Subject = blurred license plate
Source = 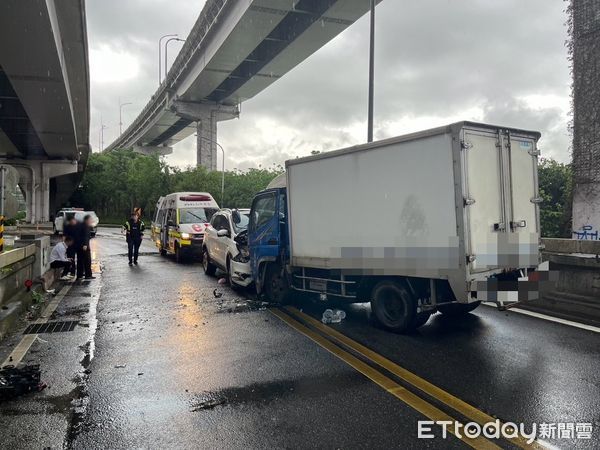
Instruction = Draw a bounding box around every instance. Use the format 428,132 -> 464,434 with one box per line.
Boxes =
309,279 -> 327,291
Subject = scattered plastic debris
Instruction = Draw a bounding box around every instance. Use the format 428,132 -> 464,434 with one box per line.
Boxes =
114,364 -> 126,369
0,364 -> 46,401
321,308 -> 346,324
213,289 -> 223,298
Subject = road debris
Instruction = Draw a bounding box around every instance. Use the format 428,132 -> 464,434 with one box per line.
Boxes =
0,364 -> 46,401
321,309 -> 346,324
190,392 -> 227,412
213,289 -> 223,298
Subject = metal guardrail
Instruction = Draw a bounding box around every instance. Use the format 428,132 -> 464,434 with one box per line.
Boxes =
106,0 -> 230,151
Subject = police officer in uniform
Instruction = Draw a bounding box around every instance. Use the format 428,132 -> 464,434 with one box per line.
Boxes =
124,212 -> 145,265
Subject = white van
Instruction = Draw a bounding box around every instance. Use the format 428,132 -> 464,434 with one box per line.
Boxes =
54,209 -> 100,237
151,192 -> 219,261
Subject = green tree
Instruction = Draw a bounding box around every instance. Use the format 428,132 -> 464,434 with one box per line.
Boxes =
71,150 -> 282,223
538,158 -> 572,238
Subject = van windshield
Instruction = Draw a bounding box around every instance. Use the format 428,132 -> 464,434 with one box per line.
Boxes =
179,208 -> 217,224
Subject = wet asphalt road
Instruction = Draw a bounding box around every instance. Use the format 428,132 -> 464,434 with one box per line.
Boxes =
1,227 -> 599,449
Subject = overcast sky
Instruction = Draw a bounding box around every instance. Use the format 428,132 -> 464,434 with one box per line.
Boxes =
87,0 -> 571,170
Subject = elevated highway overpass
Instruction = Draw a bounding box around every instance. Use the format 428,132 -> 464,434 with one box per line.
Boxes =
0,0 -> 90,222
107,0 -> 380,169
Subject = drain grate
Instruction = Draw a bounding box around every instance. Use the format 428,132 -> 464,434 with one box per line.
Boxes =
23,321 -> 79,335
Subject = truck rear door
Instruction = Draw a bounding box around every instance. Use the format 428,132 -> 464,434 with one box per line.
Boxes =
462,126 -> 540,274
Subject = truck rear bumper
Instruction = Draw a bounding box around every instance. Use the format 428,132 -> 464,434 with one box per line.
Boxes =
470,262 -> 556,308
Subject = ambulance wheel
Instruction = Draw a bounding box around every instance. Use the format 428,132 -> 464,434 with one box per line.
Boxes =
370,280 -> 417,333
174,243 -> 182,263
264,264 -> 289,304
437,301 -> 481,316
159,246 -> 167,256
202,247 -> 216,276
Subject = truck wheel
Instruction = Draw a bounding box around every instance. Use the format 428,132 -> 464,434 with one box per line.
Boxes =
437,301 -> 481,316
202,247 -> 216,276
414,311 -> 432,328
264,264 -> 289,304
370,280 -> 417,333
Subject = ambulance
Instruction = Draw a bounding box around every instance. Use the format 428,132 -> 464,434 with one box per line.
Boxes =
151,192 -> 219,261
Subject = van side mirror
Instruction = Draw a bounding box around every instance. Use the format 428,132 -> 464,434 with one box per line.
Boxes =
217,229 -> 230,238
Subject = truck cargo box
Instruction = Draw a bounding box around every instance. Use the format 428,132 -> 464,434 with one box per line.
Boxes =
285,121 -> 541,301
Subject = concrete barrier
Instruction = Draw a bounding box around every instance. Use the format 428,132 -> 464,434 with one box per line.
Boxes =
0,245 -> 36,340
520,238 -> 600,326
14,236 -> 51,279
542,238 -> 600,255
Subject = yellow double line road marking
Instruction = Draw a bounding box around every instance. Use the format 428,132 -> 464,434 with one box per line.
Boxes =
271,308 -> 499,449
273,306 -> 546,450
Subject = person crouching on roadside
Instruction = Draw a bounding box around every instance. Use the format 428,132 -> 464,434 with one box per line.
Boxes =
50,236 -> 75,280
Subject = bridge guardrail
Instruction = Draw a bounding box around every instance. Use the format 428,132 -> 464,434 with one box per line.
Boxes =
108,0 -> 229,150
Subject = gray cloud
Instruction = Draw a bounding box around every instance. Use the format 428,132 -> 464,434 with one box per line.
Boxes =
87,0 -> 571,169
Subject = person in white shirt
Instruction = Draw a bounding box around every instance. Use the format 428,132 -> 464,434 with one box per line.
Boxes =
49,237 -> 74,279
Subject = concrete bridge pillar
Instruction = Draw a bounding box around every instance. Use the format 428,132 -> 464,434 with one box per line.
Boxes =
196,111 -> 218,171
171,100 -> 239,171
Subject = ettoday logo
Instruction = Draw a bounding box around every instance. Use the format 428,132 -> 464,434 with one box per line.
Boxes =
418,420 -> 593,443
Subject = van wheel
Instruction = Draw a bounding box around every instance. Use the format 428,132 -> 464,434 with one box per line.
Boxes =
174,243 -> 182,263
264,264 -> 289,304
370,280 -> 417,333
437,301 -> 481,316
202,247 -> 216,276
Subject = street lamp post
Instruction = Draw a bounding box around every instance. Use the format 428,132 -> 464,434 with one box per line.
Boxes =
196,134 -> 225,206
367,0 -> 375,143
119,100 -> 132,135
158,34 -> 178,85
164,37 -> 186,81
99,115 -> 108,151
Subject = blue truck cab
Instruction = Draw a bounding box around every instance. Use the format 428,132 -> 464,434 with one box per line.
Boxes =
247,187 -> 290,302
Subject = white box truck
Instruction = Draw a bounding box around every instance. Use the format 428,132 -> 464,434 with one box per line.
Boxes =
246,122 -> 543,332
